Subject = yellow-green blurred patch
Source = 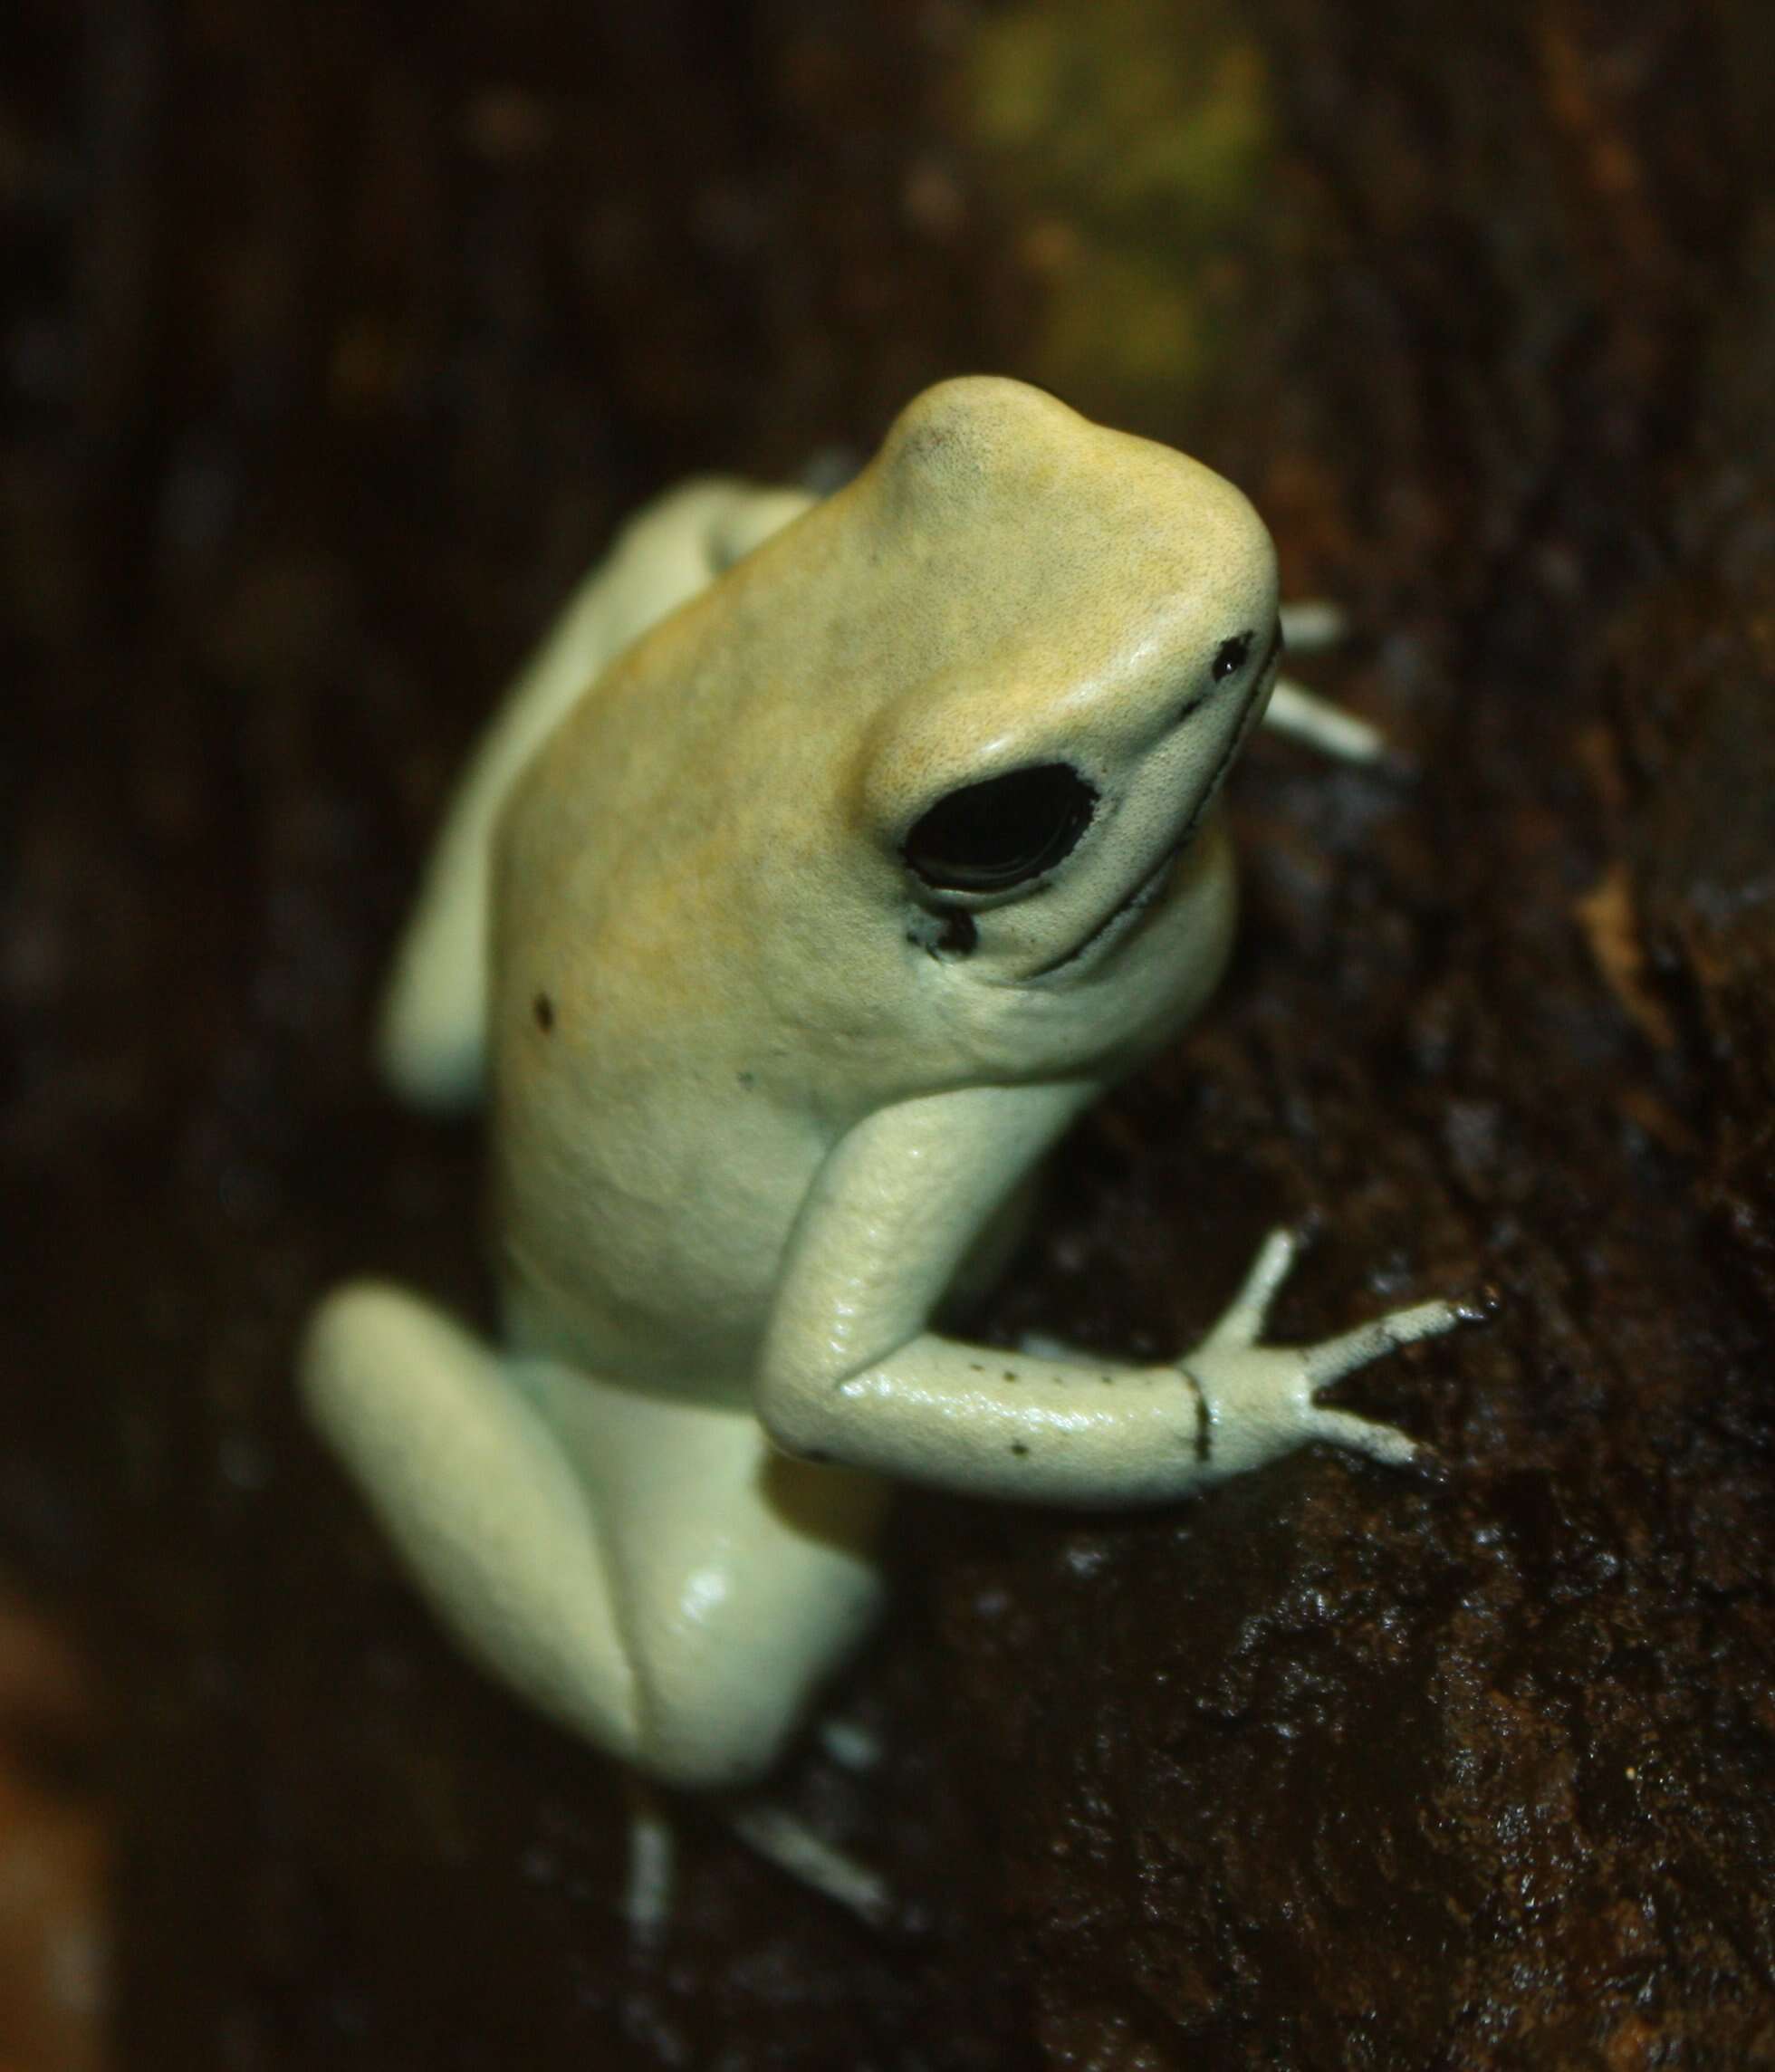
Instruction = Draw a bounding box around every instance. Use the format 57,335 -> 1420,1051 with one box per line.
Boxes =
964,0 -> 1274,424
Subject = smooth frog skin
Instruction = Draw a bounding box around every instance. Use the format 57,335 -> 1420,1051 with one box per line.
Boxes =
302,378 -> 1466,1792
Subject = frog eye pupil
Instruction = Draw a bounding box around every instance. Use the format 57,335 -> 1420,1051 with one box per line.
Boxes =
1213,631 -> 1254,681
904,763 -> 1097,893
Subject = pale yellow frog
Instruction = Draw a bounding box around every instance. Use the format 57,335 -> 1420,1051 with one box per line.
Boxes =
302,378 -> 1465,1858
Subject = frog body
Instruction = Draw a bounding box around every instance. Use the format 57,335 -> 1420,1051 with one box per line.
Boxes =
487,385 -> 1255,1389
302,378 -> 1466,1802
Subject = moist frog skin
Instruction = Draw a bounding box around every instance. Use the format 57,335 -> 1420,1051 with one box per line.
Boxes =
301,377 -> 1469,1808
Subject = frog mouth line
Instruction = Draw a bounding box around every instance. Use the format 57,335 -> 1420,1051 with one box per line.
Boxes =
1029,627 -> 1282,982
1027,833 -> 1185,978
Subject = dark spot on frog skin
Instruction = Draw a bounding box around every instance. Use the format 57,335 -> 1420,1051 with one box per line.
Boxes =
737,1070 -> 756,1090
1003,1369 -> 1020,1382
1010,1441 -> 1030,1457
532,993 -> 555,1032
802,1447 -> 834,1465
936,908 -> 977,957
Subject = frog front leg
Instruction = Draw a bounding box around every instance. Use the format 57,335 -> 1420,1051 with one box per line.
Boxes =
759,1086 -> 1472,1503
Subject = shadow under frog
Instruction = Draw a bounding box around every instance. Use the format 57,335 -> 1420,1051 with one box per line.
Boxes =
300,377 -> 1473,1921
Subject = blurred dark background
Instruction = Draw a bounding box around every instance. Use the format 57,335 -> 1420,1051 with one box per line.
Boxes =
5,1 -> 1774,2065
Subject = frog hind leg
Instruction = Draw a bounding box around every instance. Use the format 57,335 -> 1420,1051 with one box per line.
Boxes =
512,1359 -> 891,1794
300,1281 -> 645,1754
301,1283 -> 889,1796
513,1367 -> 894,1923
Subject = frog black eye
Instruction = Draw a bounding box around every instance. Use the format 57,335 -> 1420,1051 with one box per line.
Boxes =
903,763 -> 1097,893
1213,630 -> 1255,680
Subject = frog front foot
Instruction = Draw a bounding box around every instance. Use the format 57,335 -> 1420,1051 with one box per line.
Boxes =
1178,1228 -> 1481,1482
1267,600 -> 1387,763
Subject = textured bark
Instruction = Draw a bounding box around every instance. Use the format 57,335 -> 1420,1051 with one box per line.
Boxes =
5,0 -> 1773,2065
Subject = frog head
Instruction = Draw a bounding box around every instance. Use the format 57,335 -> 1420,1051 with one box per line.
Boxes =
840,378 -> 1281,1078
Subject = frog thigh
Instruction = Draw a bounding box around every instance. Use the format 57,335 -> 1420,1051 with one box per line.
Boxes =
301,1281 -> 643,1755
513,1364 -> 891,1790
379,478 -> 816,1114
304,1284 -> 882,1789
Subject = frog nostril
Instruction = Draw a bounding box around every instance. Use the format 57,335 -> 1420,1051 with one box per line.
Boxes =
1213,631 -> 1254,680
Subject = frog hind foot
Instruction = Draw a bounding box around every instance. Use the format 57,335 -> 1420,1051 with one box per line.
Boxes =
726,1799 -> 893,1928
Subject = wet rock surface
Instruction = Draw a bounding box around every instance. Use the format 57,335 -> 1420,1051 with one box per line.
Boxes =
5,0 -> 1772,2063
